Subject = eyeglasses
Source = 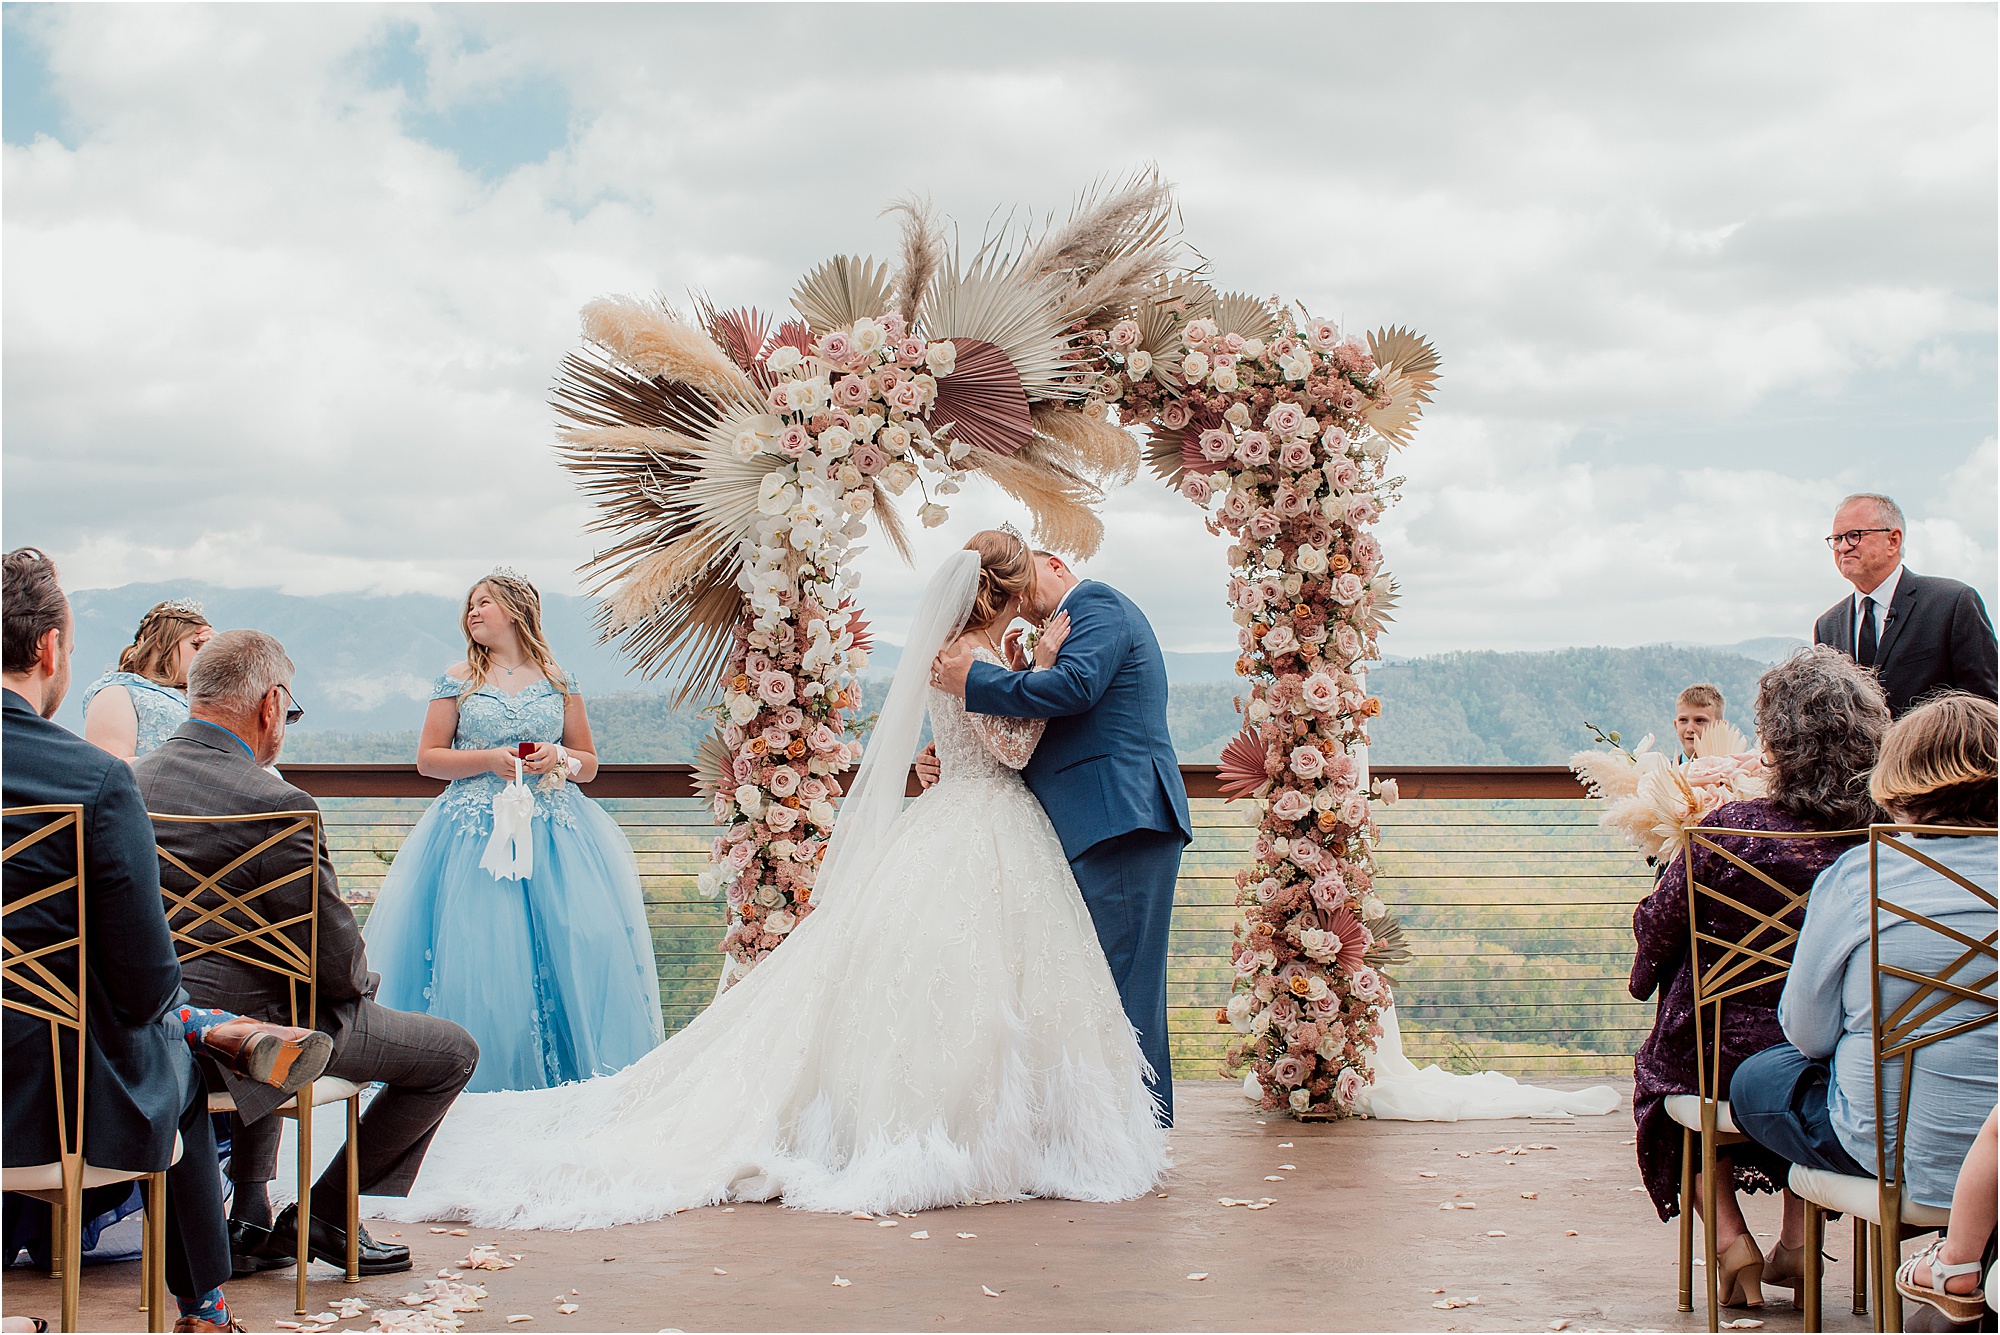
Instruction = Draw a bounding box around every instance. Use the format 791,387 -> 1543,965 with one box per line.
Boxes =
1825,528 -> 1894,550
275,683 -> 304,726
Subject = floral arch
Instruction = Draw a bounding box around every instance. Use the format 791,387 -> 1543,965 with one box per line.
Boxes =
553,175 -> 1439,1118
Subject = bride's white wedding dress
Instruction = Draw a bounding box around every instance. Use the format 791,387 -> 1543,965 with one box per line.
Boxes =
372,631 -> 1166,1229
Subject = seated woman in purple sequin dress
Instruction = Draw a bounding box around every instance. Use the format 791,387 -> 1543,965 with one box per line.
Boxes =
1629,647 -> 1889,1308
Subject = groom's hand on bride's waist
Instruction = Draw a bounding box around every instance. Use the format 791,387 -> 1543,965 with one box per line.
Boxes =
930,644 -> 975,696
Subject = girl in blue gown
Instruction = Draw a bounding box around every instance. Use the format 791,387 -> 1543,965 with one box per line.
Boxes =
363,570 -> 663,1092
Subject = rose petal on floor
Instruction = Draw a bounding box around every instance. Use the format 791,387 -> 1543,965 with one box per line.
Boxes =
1565,1230 -> 1579,1236
832,1276 -> 851,1288
956,1233 -> 976,1239
1486,1230 -> 1506,1237
849,1212 -> 872,1220
1278,1142 -> 1293,1148
505,1318 -> 532,1325
982,1286 -> 1002,1297
1264,1175 -> 1285,1181
1419,1171 -> 1438,1178
1186,1273 -> 1208,1281
1720,1320 -> 1765,1329
712,1269 -> 727,1276
910,1230 -> 929,1239
1522,1192 -> 1538,1199
1549,1320 -> 1571,1330
1278,1164 -> 1297,1170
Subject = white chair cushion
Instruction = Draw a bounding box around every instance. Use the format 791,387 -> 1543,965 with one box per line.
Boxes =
2,1133 -> 184,1194
1788,1164 -> 1951,1228
208,1076 -> 361,1114
1664,1094 -> 1739,1134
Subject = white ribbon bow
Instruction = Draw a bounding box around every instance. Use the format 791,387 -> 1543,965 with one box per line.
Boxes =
480,757 -> 536,881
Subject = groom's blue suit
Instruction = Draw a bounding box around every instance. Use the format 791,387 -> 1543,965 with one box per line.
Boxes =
964,580 -> 1192,1125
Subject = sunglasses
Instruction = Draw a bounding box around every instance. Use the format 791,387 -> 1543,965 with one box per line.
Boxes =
275,683 -> 304,726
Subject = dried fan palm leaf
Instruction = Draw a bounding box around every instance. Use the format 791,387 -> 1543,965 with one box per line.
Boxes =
1134,276 -> 1213,385
925,252 -> 1071,401
771,319 -> 814,356
1217,729 -> 1273,800
839,600 -> 874,656
697,301 -> 776,382
579,296 -> 756,400
1690,719 -> 1752,759
1360,577 -> 1400,641
691,730 -> 734,805
792,255 -> 896,335
1030,405 -> 1139,487
965,442 -> 1106,559
1362,914 -> 1414,975
552,350 -> 723,437
1327,908 -> 1371,974
1360,326 -> 1441,450
1212,291 -> 1282,343
885,197 -> 942,332
1142,424 -> 1191,485
927,338 -> 1033,457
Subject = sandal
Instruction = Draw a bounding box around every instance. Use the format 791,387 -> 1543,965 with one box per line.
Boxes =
1896,1238 -> 1987,1324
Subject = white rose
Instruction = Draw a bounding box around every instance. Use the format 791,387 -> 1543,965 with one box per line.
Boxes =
1248,698 -> 1272,724
841,489 -> 872,516
877,423 -> 911,455
1321,492 -> 1351,521
726,694 -> 759,725
733,784 -> 763,818
817,426 -> 854,458
1211,365 -> 1239,392
880,460 -> 918,495
1362,893 -> 1386,922
850,317 -> 886,356
1241,337 -> 1266,361
764,804 -> 799,832
918,502 -> 949,528
1288,1088 -> 1311,1112
924,340 -> 958,376
1296,544 -> 1328,574
1181,350 -> 1210,381
1224,402 -> 1252,428
765,345 -> 803,375
809,800 -> 837,830
834,463 -> 862,489
1126,349 -> 1152,377
1225,993 -> 1256,1033
766,909 -> 797,935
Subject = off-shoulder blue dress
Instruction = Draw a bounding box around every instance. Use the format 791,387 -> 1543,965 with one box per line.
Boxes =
362,673 -> 663,1092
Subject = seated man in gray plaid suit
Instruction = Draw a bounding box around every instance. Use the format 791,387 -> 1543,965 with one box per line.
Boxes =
134,630 -> 479,1279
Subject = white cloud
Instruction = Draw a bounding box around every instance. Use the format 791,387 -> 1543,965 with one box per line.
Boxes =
4,3 -> 1993,667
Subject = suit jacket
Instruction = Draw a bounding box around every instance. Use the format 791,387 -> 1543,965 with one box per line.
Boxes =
133,719 -> 373,1124
964,581 -> 1193,860
1812,570 -> 1999,716
2,689 -> 191,1172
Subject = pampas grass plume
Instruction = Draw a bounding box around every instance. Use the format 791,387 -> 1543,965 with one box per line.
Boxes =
581,296 -> 753,400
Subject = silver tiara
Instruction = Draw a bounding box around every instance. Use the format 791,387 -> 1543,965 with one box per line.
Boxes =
154,598 -> 205,618
997,521 -> 1025,543
486,565 -> 526,583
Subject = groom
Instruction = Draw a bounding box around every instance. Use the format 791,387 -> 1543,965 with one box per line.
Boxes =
930,542 -> 1192,1125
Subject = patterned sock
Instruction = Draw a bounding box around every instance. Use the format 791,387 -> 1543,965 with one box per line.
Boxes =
176,1005 -> 239,1051
177,1287 -> 229,1326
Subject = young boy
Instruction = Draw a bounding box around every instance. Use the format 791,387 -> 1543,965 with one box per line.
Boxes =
1673,684 -> 1725,761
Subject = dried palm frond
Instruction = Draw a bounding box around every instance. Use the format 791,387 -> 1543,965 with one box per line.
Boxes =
924,248 -> 1071,401
927,338 -> 1033,456
1362,913 -> 1414,976
1217,729 -> 1273,800
579,295 -> 756,400
1212,291 -> 1281,342
792,255 -> 896,335
1031,405 -> 1139,487
964,441 -> 1106,559
1328,907 -> 1371,974
885,197 -> 942,332
1690,719 -> 1753,759
1142,424 -> 1191,485
691,730 -> 734,806
1360,326 -> 1441,450
695,300 -> 776,381
1360,577 -> 1400,641
1025,168 -> 1181,333
552,349 -> 724,437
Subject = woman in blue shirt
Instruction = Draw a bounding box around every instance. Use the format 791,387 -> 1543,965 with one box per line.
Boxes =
1732,693 -> 1997,1304
82,599 -> 213,759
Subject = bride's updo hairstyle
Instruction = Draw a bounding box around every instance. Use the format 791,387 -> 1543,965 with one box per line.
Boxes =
964,529 -> 1033,630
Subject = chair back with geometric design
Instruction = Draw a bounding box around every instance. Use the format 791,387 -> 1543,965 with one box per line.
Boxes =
1682,825 -> 1869,1103
1865,823 -> 1998,1229
2,804 -> 90,1169
150,809 -> 323,1031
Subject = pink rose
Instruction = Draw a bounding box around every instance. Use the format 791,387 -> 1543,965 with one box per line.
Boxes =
1333,624 -> 1362,661
1348,497 -> 1380,525
1271,1055 -> 1308,1087
1279,440 -> 1314,471
1262,624 -> 1299,656
766,766 -> 800,797
1332,573 -> 1365,605
1335,1068 -> 1364,1106
758,672 -> 796,707
851,443 -> 888,476
1238,626 -> 1257,652
1300,673 -> 1339,712
1221,331 -> 1246,354
896,337 -> 927,365
818,331 -> 856,366
745,651 -> 772,675
1179,473 -> 1213,504
761,724 -> 791,751
1265,403 -> 1306,437
1289,839 -> 1322,872
1274,487 -> 1311,519
1325,750 -> 1359,789
1307,319 -> 1339,351
1321,426 -> 1350,454
1198,428 -> 1234,462
1310,872 -> 1349,914
1161,401 -> 1192,429
1109,319 -> 1141,350
1350,967 -> 1386,1002
765,382 -> 793,412
776,705 -> 805,732
1219,490 -> 1254,523
1338,791 -> 1371,827
1236,582 -> 1266,612
1233,948 -> 1260,978
778,424 -> 811,458
1289,745 -> 1327,780
1248,510 -> 1282,539
1250,833 -> 1274,862
1328,459 -> 1361,490
881,314 -> 906,340
1351,533 -> 1382,572
1270,789 -> 1312,822
764,804 -> 799,833
833,374 -> 871,408
888,381 -> 923,412
726,840 -> 757,871
1236,431 -> 1271,465
711,791 -> 732,823
808,723 -> 843,754
800,777 -> 827,803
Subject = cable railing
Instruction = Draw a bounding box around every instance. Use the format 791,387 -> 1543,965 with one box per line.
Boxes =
281,763 -> 1651,1078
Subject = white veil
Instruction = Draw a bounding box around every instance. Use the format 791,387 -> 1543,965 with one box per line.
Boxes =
809,549 -> 981,913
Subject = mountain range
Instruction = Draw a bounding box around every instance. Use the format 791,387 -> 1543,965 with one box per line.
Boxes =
59,582 -> 1805,766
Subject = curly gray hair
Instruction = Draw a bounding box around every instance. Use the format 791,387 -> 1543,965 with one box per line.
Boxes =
1754,644 -> 1891,829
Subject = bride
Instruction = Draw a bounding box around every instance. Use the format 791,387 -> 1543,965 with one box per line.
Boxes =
372,546 -> 1167,1229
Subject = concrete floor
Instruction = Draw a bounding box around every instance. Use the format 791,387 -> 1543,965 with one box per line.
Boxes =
5,1080 -> 1885,1333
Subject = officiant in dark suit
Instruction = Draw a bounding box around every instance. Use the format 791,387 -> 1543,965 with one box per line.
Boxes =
1811,493 -> 1997,716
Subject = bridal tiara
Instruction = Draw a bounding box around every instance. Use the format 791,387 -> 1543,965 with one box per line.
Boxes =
151,597 -> 205,619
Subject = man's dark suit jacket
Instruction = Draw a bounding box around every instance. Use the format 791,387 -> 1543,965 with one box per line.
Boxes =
2,689 -> 191,1173
1812,570 -> 1999,716
133,719 -> 372,1124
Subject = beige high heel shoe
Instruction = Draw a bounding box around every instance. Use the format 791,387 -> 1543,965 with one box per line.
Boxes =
1763,1240 -> 1811,1308
1717,1234 -> 1767,1308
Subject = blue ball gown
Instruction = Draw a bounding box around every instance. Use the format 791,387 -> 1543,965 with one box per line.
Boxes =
363,673 -> 664,1092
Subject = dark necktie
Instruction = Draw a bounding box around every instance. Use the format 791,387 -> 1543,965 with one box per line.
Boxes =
1857,596 -> 1878,667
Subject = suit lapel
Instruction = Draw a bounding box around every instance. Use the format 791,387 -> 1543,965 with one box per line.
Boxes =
1875,572 -> 1920,667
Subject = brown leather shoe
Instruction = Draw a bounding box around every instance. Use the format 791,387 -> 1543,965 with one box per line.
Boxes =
200,1018 -> 333,1097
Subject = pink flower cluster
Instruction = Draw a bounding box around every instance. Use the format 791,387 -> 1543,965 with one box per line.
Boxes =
1112,306 -> 1406,1119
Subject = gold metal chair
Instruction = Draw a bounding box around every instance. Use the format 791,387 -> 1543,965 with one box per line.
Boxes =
151,808 -> 362,1316
3,803 -> 174,1333
1665,824 -> 1869,1332
1791,824 -> 1997,1333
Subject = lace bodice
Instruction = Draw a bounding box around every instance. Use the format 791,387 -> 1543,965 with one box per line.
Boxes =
430,672 -> 582,835
930,647 -> 1044,783
80,671 -> 189,757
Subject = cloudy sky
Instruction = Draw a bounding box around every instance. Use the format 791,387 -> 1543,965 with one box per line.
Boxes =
5,2 -> 1994,660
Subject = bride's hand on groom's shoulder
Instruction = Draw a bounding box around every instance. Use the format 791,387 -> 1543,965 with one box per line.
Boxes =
1003,626 -> 1028,670
1032,612 -> 1070,669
